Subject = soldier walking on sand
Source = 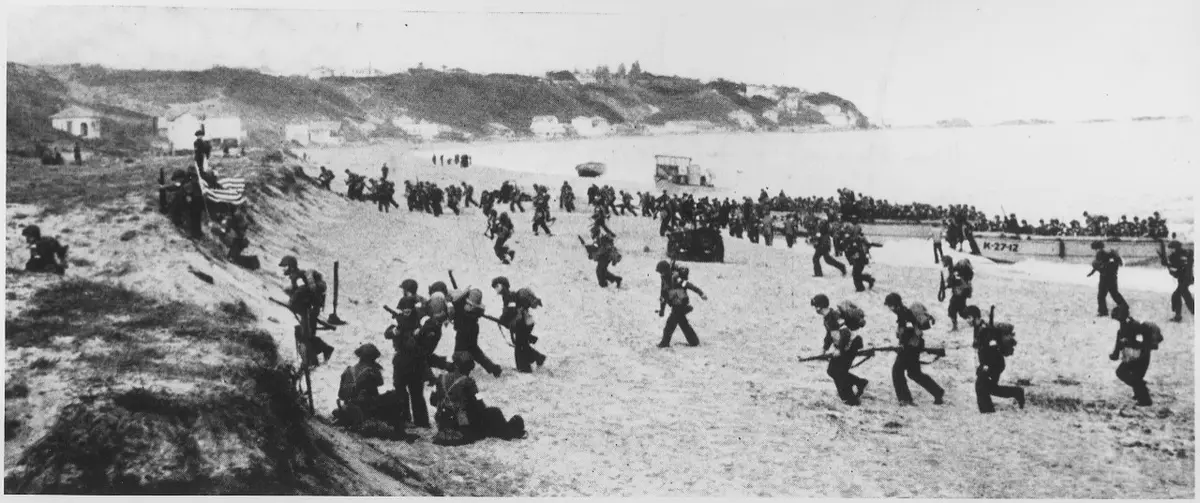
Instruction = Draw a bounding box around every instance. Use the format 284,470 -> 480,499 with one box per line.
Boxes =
1108,305 -> 1161,406
491,212 -> 516,264
1089,241 -> 1127,316
462,182 -> 478,208
1163,240 -> 1194,322
811,219 -> 847,277
656,261 -> 708,348
963,306 -> 1024,413
492,277 -> 546,373
885,293 -> 944,406
812,294 -> 869,406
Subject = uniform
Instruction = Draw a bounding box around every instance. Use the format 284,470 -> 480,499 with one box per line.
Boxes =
1110,309 -> 1158,406
658,263 -> 705,347
811,220 -> 847,277
1165,243 -> 1194,321
592,237 -> 623,288
1092,245 -> 1127,316
888,301 -> 944,405
973,324 -> 1023,413
843,234 -> 876,292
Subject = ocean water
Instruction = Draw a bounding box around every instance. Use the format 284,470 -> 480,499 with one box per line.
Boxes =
416,120 -> 1196,239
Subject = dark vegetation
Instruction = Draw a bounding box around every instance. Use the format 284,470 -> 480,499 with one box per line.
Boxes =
2,277 -> 357,494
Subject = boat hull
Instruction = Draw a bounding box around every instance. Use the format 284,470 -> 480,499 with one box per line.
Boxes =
576,162 -> 606,178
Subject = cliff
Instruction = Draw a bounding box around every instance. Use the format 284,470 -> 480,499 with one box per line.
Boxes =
7,63 -> 871,150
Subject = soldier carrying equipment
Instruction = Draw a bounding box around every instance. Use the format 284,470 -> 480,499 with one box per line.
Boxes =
21,225 -> 69,275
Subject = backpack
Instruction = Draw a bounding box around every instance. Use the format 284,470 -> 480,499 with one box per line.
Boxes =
337,365 -> 359,402
954,258 -> 975,283
435,374 -> 472,427
515,288 -> 542,309
306,270 -> 328,296
837,301 -> 866,331
910,302 -> 936,331
993,322 -> 1017,356
1142,322 -> 1163,350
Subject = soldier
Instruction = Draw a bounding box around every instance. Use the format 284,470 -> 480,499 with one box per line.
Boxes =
559,181 -> 575,213
279,256 -> 335,366
1089,241 -> 1127,316
656,261 -> 708,348
1164,240 -> 1194,322
333,343 -> 389,429
21,225 -> 69,275
812,294 -> 869,406
963,306 -> 1024,413
782,214 -> 799,248
532,190 -> 554,236
386,280 -> 430,427
590,206 -> 616,241
491,212 -> 516,264
620,190 -> 636,216
429,184 -> 445,216
884,293 -> 945,406
1108,305 -> 1160,406
843,228 -> 877,292
446,184 -> 462,215
811,219 -> 847,277
590,234 -> 623,288
492,277 -> 546,373
942,256 -> 974,331
430,352 -> 527,446
214,205 -> 250,261
450,287 -> 503,377
193,129 -> 212,174
462,182 -> 478,208
317,166 -> 335,190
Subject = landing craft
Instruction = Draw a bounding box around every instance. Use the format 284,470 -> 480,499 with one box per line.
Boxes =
654,155 -> 715,189
575,162 -> 606,178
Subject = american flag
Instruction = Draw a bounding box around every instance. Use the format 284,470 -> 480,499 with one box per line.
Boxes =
195,164 -> 248,205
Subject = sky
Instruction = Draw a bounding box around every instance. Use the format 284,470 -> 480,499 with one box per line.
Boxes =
6,0 -> 1199,126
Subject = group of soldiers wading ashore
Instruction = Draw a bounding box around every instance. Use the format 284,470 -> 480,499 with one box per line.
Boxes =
16,153 -> 1192,448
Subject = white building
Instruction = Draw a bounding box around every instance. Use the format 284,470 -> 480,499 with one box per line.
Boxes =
570,116 -> 612,137
530,115 -> 565,137
727,110 -> 757,129
762,110 -> 780,123
50,106 -> 103,139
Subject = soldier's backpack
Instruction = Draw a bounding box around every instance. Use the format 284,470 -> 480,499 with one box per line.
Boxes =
993,322 -> 1017,356
337,365 -> 359,402
909,302 -> 936,331
1142,321 -> 1164,350
954,258 -> 975,283
837,301 -> 867,331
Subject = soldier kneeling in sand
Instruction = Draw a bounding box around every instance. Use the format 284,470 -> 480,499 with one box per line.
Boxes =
431,352 -> 527,446
333,343 -> 403,430
21,225 -> 69,275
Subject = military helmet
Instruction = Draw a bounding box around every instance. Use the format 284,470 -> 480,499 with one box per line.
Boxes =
428,281 -> 448,296
354,343 -> 381,361
810,294 -> 830,309
1111,304 -> 1130,321
1091,240 -> 1105,251
884,292 -> 903,308
655,260 -> 672,274
1168,240 -> 1183,250
962,305 -> 982,320
278,255 -> 298,269
675,266 -> 690,280
21,225 -> 41,239
491,276 -> 510,291
400,279 -> 419,294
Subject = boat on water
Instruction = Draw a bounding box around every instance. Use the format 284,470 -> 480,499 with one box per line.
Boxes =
768,215 -> 1191,266
575,162 -> 606,178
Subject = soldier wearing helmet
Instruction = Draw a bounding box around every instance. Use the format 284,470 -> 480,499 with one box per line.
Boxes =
656,262 -> 708,348
962,306 -> 1024,413
21,225 -> 69,275
884,293 -> 944,406
811,294 -> 868,406
1089,241 -> 1127,317
451,287 -> 502,378
491,276 -> 546,373
1164,240 -> 1194,322
279,255 -> 335,365
1108,305 -> 1159,406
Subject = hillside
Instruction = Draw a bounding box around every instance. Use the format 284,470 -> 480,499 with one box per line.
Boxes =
7,63 -> 870,150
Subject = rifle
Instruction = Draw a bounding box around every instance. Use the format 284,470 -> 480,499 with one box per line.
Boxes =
448,270 -> 459,290
938,272 -> 947,302
578,235 -> 598,259
797,345 -> 948,368
270,298 -> 337,330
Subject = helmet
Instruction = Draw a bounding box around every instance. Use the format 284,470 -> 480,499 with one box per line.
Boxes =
810,294 -> 830,309
400,279 -> 419,294
21,225 -> 41,239
428,281 -> 448,296
1091,241 -> 1105,251
962,305 -> 982,319
491,276 -> 510,291
884,292 -> 903,308
354,343 -> 381,361
278,255 -> 298,269
675,266 -> 690,280
656,260 -> 671,274
1111,304 -> 1130,321
1168,240 -> 1183,250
